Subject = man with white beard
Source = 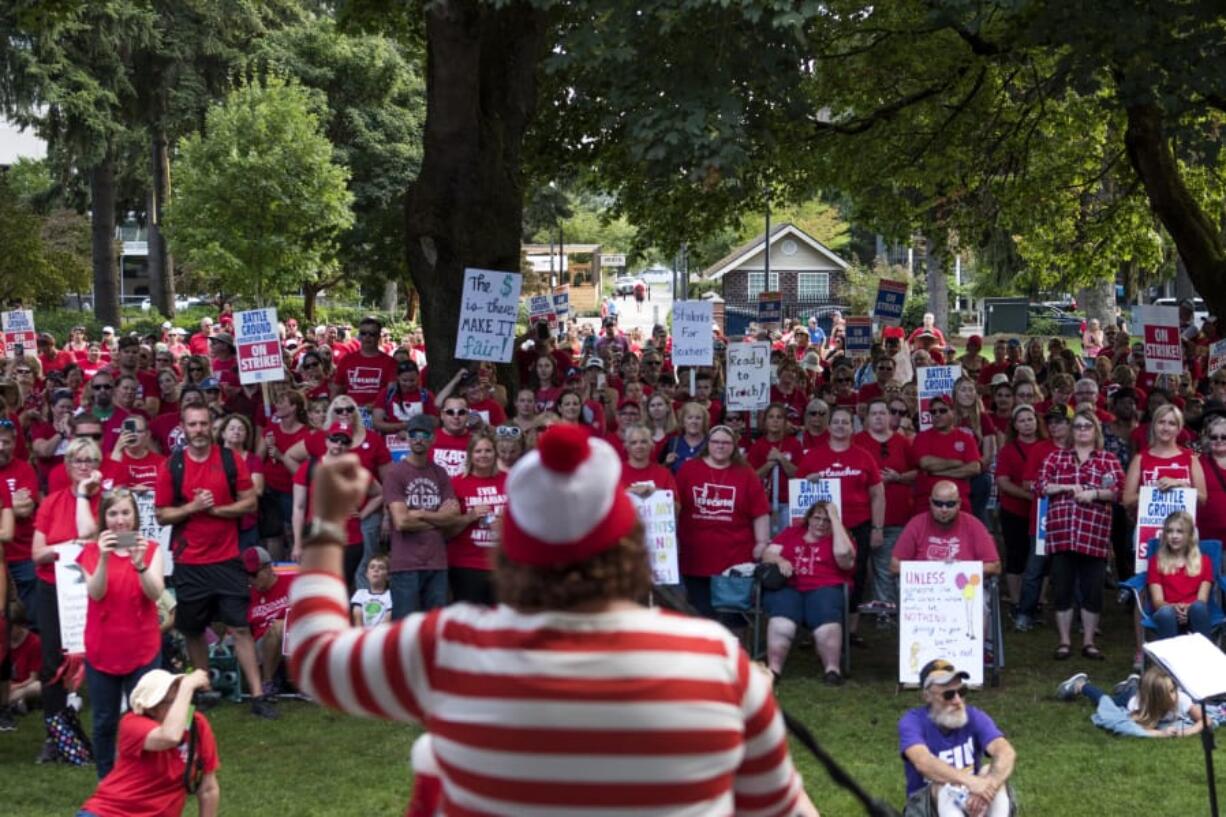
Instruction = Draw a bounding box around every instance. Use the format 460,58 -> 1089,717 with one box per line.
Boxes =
898,659 -> 1017,816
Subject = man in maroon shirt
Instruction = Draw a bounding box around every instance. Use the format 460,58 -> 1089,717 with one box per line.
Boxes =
330,316 -> 398,406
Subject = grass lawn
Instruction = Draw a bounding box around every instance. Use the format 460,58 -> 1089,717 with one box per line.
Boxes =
2,598 -> 1217,816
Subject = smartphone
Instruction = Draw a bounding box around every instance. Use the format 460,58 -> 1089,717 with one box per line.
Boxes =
123,418 -> 139,434
13,343 -> 23,358
114,531 -> 138,550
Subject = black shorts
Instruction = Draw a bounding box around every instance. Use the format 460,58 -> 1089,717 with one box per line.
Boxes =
173,560 -> 251,635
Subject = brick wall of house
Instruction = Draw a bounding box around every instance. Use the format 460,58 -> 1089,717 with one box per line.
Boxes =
720,268 -> 848,305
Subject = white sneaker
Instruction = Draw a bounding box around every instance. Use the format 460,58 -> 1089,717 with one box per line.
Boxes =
1056,672 -> 1088,701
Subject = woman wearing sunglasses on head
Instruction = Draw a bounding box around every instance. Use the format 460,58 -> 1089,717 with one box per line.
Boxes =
494,424 -> 526,471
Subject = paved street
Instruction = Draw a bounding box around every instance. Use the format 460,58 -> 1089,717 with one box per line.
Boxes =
574,281 -> 673,340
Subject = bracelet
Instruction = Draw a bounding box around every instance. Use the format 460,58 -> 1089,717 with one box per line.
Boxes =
302,519 -> 348,549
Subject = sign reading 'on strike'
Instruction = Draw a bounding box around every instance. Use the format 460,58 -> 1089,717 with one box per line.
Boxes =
235,308 -> 285,385
1133,304 -> 1182,374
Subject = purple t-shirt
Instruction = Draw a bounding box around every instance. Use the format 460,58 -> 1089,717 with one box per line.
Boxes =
382,458 -> 455,573
898,705 -> 1005,795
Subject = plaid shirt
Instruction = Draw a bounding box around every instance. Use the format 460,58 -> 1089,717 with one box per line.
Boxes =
1036,448 -> 1125,558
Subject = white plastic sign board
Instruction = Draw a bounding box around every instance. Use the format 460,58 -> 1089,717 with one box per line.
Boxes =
725,342 -> 770,412
917,365 -> 961,430
898,560 -> 984,686
629,490 -> 679,585
2,309 -> 36,358
456,268 -> 522,363
54,543 -> 87,654
234,307 -> 284,384
600,254 -> 626,267
1132,305 -> 1182,374
135,490 -> 174,576
671,301 -> 713,367
787,478 -> 842,526
1134,486 -> 1197,573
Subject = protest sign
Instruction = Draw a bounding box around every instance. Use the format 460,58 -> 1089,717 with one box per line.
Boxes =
757,291 -> 782,325
787,478 -> 843,525
671,300 -> 714,367
387,436 -> 411,461
135,491 -> 174,576
54,543 -> 87,653
456,268 -> 522,363
873,279 -> 908,326
844,317 -> 872,352
234,307 -> 284,385
528,293 -> 554,324
898,560 -> 984,686
552,285 -> 570,319
1,309 -> 36,359
725,342 -> 770,412
1134,486 -> 1197,573
1210,339 -> 1226,377
917,365 -> 962,430
1034,496 -> 1049,556
1132,305 -> 1182,374
628,490 -> 680,584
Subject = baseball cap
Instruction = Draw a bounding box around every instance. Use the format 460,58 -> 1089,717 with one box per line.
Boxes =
102,325 -> 115,334
583,357 -> 605,370
617,398 -> 641,412
242,546 -> 272,574
966,335 -> 983,348
989,373 -> 1010,386
325,421 -> 353,441
209,332 -> 235,348
920,659 -> 969,689
406,414 -> 437,434
397,360 -> 419,374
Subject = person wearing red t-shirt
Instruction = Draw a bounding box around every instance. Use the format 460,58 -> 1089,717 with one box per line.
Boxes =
994,404 -> 1043,606
330,317 -> 399,407
890,481 -> 1002,572
770,365 -> 811,427
262,390 -> 312,550
430,395 -> 472,478
31,438 -> 102,764
676,424 -> 770,615
447,431 -> 508,604
77,668 -> 220,817
102,414 -> 166,492
977,338 -> 1012,388
621,424 -> 679,501
153,405 -> 262,716
855,357 -> 897,419
35,332 -> 75,375
242,546 -> 295,709
77,488 -> 165,778
798,398 -> 830,454
748,404 -> 804,507
0,421 -> 41,616
29,388 -> 75,485
854,398 -> 917,607
188,316 -> 214,356
912,394 -> 982,511
6,614 -> 42,712
1146,510 -> 1213,640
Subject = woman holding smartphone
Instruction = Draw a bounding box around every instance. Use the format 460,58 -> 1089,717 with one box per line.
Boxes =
76,488 -> 165,779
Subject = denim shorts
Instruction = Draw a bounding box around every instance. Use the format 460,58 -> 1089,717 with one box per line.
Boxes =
763,584 -> 846,630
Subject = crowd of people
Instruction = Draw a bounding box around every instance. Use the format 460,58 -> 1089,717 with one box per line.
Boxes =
0,296 -> 1222,815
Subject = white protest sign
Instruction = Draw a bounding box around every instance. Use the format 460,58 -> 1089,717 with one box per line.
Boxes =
1210,339 -> 1226,377
234,307 -> 285,385
2,309 -> 36,359
917,365 -> 962,430
725,342 -> 770,412
787,478 -> 843,526
629,490 -> 680,585
1135,486 -> 1197,574
1132,305 -> 1182,374
898,560 -> 984,686
54,543 -> 87,654
456,268 -> 522,363
135,491 -> 174,576
528,293 -> 554,322
671,301 -> 714,367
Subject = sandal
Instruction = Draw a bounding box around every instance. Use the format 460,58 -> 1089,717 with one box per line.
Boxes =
1082,644 -> 1106,661
1054,643 -> 1072,660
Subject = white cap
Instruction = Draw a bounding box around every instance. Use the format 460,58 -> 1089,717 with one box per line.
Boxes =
129,669 -> 182,714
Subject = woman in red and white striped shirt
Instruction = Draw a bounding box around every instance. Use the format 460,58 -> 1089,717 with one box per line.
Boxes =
290,425 -> 816,817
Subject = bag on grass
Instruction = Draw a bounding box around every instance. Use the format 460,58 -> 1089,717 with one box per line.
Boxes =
46,707 -> 93,767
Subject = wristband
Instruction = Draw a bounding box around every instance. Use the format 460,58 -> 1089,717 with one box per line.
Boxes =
134,563 -> 148,574
302,519 -> 348,549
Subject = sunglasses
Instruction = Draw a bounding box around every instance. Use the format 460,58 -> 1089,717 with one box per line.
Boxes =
495,426 -> 522,439
1072,423 -> 1095,430
72,457 -> 101,466
358,331 -> 379,338
333,406 -> 357,414
189,367 -> 204,373
1208,435 -> 1226,442
92,383 -> 113,391
327,435 -> 353,445
890,408 -> 908,416
930,406 -> 950,415
941,686 -> 969,701
930,499 -> 958,509
407,430 -> 432,440
443,408 -> 469,417
302,362 -> 321,370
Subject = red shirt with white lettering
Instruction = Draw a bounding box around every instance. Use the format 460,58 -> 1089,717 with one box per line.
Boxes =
769,525 -> 854,592
430,429 -> 471,478
893,511 -> 1000,564
676,459 -> 769,577
795,440 -> 882,529
248,572 -> 294,640
102,449 -> 167,492
332,351 -> 398,406
449,473 -> 508,571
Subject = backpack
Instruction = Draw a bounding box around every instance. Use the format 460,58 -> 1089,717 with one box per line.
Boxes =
168,447 -> 240,556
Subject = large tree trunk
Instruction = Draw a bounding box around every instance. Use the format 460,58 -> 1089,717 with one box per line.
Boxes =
924,236 -> 950,333
303,285 -> 319,323
405,0 -> 549,392
1080,277 -> 1115,327
381,279 -> 399,314
90,156 -> 120,327
147,130 -> 175,317
1124,103 -> 1226,319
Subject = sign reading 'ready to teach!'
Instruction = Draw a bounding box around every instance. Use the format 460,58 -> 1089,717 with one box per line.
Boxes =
457,268 -> 522,363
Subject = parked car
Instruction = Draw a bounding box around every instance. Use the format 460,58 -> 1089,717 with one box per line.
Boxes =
614,276 -> 645,296
1153,297 -> 1209,328
1027,304 -> 1082,337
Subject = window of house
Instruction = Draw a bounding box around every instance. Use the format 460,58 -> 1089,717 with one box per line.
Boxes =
797,272 -> 830,300
746,271 -> 780,299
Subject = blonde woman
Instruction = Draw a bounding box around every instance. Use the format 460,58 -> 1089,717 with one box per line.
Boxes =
657,401 -> 708,474
1147,510 -> 1212,639
645,392 -> 678,444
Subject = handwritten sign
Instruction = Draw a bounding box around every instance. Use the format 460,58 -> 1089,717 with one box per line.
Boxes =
1135,486 -> 1197,573
54,543 -> 87,653
757,291 -> 782,324
135,490 -> 175,576
1,309 -> 36,359
917,365 -> 962,430
1132,305 -> 1182,374
234,307 -> 284,385
873,279 -> 908,326
726,342 -> 770,412
671,300 -> 714,367
628,490 -> 679,585
456,268 -> 522,363
898,560 -> 984,686
787,478 -> 843,526
844,317 -> 872,352
1210,339 -> 1226,376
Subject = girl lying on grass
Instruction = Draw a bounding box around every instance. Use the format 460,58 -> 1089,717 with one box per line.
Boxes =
1055,667 -> 1216,738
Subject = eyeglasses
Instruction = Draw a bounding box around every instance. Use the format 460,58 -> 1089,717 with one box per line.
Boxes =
443,408 -> 469,417
333,406 -> 356,414
407,430 -> 432,440
890,408 -> 908,416
1072,423 -> 1095,431
92,383 -> 113,391
930,499 -> 958,509
941,686 -> 968,701
495,426 -> 522,439
1209,435 -> 1226,442
14,368 -> 32,375
302,362 -> 320,370
930,406 -> 950,415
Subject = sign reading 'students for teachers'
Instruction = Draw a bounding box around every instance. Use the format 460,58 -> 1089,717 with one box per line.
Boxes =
1134,486 -> 1197,573
725,342 -> 771,412
456,268 -> 523,363
671,300 -> 714,367
235,307 -> 285,385
898,560 -> 984,686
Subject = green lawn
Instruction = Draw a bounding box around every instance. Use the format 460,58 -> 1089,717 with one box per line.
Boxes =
2,599 -> 1216,816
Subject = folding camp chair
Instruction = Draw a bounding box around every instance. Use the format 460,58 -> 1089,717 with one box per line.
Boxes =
1122,539 -> 1226,650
